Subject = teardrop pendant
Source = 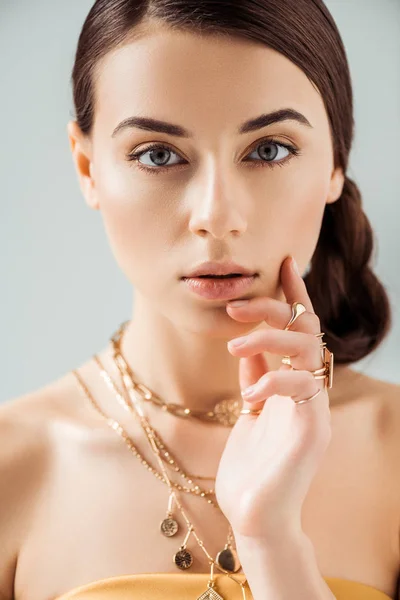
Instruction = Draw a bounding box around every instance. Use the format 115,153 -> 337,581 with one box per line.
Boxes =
216,546 -> 241,573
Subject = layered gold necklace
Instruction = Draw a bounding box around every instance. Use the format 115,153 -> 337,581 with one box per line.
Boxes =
108,320 -> 243,427
72,320 -> 249,600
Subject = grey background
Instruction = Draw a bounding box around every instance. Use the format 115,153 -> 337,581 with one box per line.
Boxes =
1,0 -> 399,403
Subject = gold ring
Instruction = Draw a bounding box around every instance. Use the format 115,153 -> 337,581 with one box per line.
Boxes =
281,302 -> 307,366
285,348 -> 333,389
239,387 -> 323,414
281,319 -> 334,390
284,302 -> 307,331
239,408 -> 262,416
293,388 -> 322,405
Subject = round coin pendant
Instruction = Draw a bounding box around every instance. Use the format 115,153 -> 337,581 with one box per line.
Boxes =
216,547 -> 241,573
160,517 -> 179,537
174,548 -> 194,570
213,398 -> 242,427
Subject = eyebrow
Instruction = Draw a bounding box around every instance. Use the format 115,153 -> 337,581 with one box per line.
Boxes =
111,108 -> 313,138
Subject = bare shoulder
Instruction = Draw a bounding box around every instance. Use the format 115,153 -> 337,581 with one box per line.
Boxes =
361,370 -> 400,429
0,379 -> 66,599
330,366 -> 400,456
348,367 -> 400,463
371,372 -> 400,446
357,368 -> 400,430
0,366 -> 100,600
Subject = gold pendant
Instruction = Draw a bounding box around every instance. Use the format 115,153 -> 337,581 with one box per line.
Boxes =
216,546 -> 241,573
161,492 -> 179,537
197,562 -> 224,600
173,517 -> 194,570
213,399 -> 242,426
160,517 -> 179,537
196,586 -> 224,600
173,546 -> 194,570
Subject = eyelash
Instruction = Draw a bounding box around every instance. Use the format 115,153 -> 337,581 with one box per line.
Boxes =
126,137 -> 301,175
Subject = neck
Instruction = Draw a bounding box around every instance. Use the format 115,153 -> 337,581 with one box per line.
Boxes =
119,293 -> 287,413
112,292 -> 351,415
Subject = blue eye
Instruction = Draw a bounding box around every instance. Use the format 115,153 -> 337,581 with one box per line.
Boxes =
245,141 -> 291,164
131,145 -> 182,169
127,138 -> 301,175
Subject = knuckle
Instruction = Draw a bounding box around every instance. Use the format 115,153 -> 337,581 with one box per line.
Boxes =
259,371 -> 280,393
260,371 -> 275,387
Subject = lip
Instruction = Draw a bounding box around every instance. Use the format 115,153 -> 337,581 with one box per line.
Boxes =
183,261 -> 256,278
181,274 -> 258,300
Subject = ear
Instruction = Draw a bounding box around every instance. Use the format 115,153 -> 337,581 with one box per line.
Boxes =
326,166 -> 345,205
67,120 -> 99,210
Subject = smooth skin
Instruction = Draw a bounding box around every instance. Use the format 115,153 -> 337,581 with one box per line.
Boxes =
1,22 -> 400,600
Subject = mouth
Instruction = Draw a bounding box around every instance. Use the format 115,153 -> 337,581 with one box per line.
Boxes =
194,274 -> 244,279
181,273 -> 258,300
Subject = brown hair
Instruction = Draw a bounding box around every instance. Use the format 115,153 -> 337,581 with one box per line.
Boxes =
71,0 -> 392,365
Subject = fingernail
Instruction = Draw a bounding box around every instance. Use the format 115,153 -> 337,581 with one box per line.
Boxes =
228,300 -> 249,307
241,384 -> 257,398
291,256 -> 299,275
228,336 -> 248,348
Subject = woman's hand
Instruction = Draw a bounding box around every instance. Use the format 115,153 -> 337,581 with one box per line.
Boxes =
215,256 -> 332,541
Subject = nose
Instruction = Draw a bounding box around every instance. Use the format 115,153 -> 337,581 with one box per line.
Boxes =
188,167 -> 248,239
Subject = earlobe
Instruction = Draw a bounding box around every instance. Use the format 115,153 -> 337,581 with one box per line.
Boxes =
326,166 -> 345,204
67,120 -> 99,211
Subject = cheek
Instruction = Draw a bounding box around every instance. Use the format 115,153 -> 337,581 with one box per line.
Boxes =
95,165 -> 174,283
261,159 -> 330,267
282,171 -> 330,268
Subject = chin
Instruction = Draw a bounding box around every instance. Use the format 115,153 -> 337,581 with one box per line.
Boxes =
170,302 -> 262,339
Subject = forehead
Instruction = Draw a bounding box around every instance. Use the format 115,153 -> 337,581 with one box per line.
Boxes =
94,27 -> 328,138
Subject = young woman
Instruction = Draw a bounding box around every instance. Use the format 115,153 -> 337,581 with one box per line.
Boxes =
1,1 -> 399,599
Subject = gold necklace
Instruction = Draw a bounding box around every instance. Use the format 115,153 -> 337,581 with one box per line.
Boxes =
95,351 -> 246,577
74,366 -> 216,499
72,368 -> 248,600
111,320 -> 243,427
110,344 -> 247,598
108,326 -> 243,576
93,353 -> 217,500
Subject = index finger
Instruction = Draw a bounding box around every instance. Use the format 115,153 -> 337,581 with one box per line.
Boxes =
281,255 -> 315,314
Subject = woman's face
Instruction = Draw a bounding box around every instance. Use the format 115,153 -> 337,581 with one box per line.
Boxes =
68,26 -> 344,335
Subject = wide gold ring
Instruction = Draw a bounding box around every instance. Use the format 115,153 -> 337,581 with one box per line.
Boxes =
283,345 -> 333,390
